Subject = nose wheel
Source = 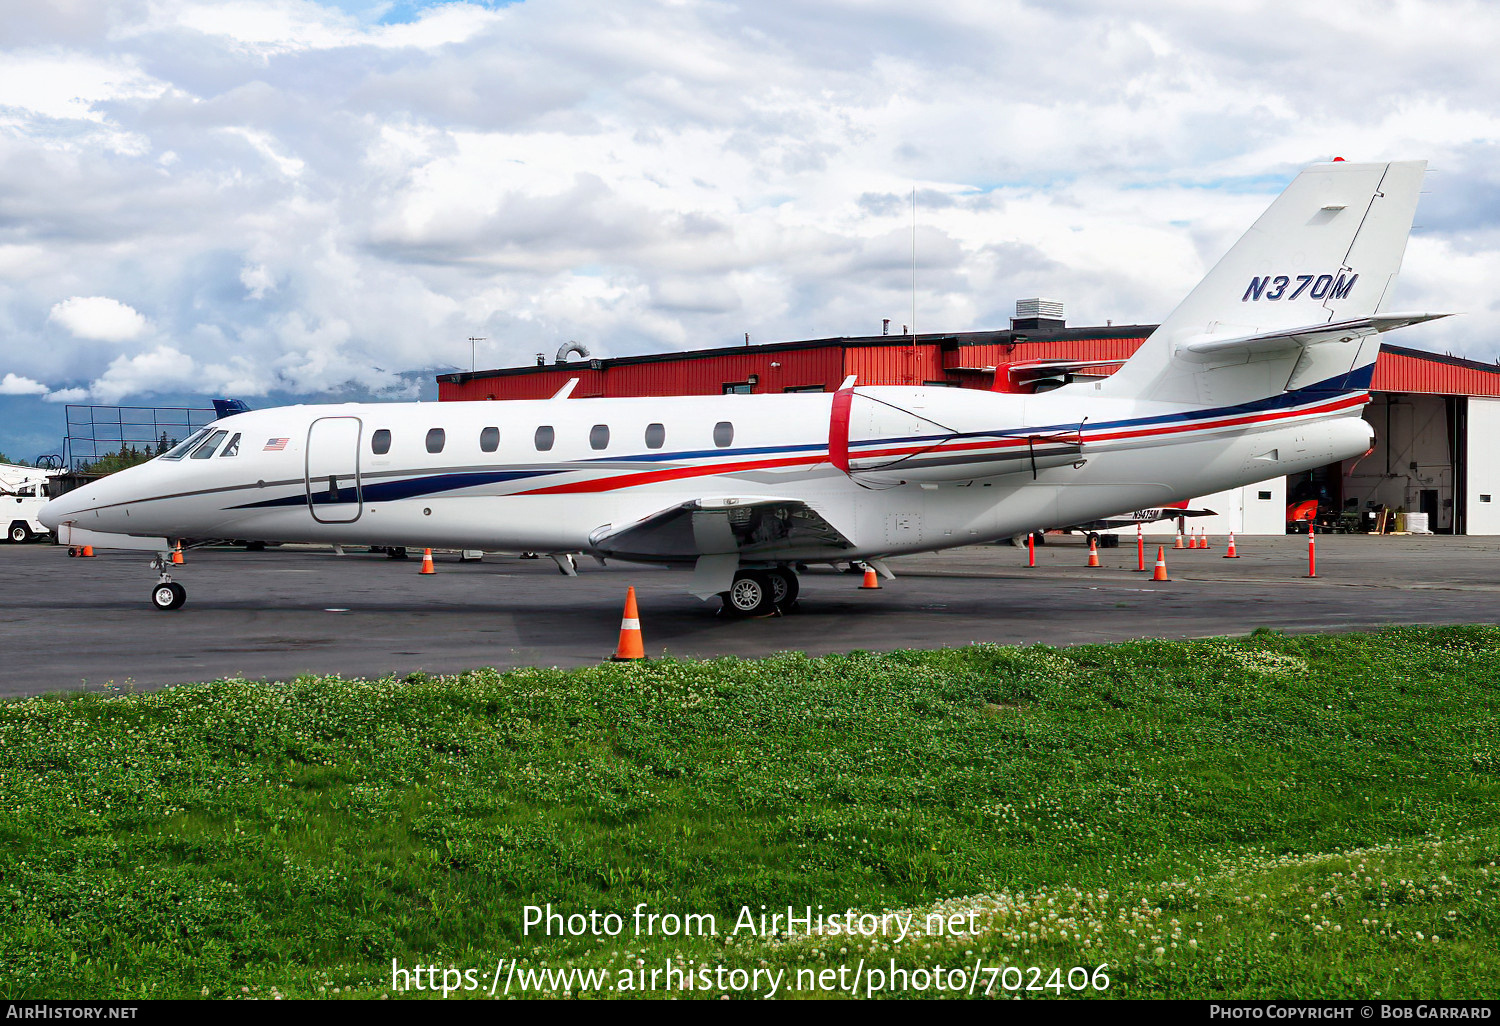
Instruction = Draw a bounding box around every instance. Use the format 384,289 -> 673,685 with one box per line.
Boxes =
149,554 -> 187,610
151,581 -> 187,611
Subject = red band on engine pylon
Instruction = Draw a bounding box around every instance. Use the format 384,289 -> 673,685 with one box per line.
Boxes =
829,385 -> 853,474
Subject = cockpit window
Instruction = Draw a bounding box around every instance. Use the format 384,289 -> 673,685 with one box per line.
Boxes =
220,433 -> 241,457
190,430 -> 229,460
160,428 -> 211,460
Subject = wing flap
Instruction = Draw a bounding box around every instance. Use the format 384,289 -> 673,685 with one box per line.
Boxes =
589,497 -> 855,562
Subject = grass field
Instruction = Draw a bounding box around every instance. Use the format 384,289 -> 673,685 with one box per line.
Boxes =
2,625 -> 1498,999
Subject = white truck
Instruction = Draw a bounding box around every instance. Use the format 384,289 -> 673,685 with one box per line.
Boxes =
1,463 -> 59,543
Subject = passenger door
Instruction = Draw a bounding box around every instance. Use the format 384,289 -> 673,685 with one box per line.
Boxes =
305,416 -> 363,523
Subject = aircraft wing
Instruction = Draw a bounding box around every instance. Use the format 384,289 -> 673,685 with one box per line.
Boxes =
588,497 -> 855,562
1177,312 -> 1450,361
56,524 -> 170,551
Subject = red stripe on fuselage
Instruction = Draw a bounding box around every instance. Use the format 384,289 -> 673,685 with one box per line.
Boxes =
513,393 -> 1367,496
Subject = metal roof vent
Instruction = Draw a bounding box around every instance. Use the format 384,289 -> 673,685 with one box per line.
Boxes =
1011,298 -> 1065,332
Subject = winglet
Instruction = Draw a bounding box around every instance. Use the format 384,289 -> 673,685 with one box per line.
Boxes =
550,378 -> 580,400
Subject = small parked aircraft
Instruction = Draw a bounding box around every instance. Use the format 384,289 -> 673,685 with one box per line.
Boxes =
42,159 -> 1447,614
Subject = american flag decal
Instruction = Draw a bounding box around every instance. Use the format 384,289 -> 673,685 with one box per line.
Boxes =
263,437 -> 289,452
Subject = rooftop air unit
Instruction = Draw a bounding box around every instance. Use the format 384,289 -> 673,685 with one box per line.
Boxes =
1011,298 -> 1065,332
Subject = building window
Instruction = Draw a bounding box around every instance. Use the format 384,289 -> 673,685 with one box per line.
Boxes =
644,423 -> 666,449
713,421 -> 734,448
589,424 -> 610,450
782,384 -> 825,393
426,428 -> 445,453
1258,490 -> 1272,500
480,426 -> 499,452
371,429 -> 391,455
722,382 -> 753,395
535,426 -> 555,451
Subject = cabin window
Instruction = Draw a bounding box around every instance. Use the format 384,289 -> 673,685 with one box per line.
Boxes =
219,433 -> 241,457
371,429 -> 391,455
160,428 -> 211,460
190,430 -> 228,460
713,421 -> 734,448
644,423 -> 666,449
589,424 -> 610,450
535,426 -> 555,451
480,426 -> 499,452
425,428 -> 445,454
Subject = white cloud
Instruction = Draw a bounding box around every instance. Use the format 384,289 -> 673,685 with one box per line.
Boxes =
47,297 -> 148,342
0,373 -> 49,395
87,345 -> 198,405
240,263 -> 277,299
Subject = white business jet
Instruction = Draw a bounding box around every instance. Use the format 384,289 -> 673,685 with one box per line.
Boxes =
42,160 -> 1446,614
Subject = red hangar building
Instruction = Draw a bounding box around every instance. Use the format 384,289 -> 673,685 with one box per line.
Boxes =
437,302 -> 1500,537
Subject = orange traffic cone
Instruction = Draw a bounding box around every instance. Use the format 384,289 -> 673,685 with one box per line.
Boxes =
1201,530 -> 1212,551
611,587 -> 645,661
80,545 -> 95,558
419,548 -> 435,574
1151,546 -> 1170,581
859,566 -> 881,589
1193,529 -> 1205,549
1173,529 -> 1186,550
1086,537 -> 1101,567
1223,532 -> 1240,558
171,542 -> 184,565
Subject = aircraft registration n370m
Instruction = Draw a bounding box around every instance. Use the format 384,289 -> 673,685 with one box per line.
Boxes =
42,159 -> 1447,614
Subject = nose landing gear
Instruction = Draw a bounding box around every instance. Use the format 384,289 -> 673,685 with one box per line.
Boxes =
149,554 -> 186,610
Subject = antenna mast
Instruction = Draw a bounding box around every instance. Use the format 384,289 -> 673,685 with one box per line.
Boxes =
911,185 -> 917,339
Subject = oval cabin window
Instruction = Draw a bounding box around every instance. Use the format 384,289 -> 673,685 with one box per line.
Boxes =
535,426 -> 555,451
480,426 -> 499,452
644,423 -> 665,449
713,421 -> 734,448
589,424 -> 610,450
425,428 -> 445,454
371,429 -> 391,455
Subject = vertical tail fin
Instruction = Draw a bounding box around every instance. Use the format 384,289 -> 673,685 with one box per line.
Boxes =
1101,160 -> 1429,405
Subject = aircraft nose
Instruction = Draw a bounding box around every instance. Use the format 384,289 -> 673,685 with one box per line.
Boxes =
38,493 -> 81,531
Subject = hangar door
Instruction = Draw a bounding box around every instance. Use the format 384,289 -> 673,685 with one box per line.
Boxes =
305,416 -> 363,524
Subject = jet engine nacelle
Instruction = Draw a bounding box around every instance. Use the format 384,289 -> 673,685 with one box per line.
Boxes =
829,385 -> 1082,487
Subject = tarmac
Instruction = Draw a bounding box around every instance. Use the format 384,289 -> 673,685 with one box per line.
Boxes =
1,532 -> 1496,698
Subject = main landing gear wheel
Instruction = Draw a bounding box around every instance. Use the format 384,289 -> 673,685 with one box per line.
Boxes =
151,581 -> 186,611
767,567 -> 799,612
721,570 -> 776,617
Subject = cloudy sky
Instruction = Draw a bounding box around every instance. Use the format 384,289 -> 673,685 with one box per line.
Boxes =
2,0 -> 1496,460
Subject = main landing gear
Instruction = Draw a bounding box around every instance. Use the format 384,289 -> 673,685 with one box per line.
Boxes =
720,567 -> 800,617
149,553 -> 186,610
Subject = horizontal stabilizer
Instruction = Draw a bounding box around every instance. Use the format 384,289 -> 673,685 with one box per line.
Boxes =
1177,312 -> 1451,362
